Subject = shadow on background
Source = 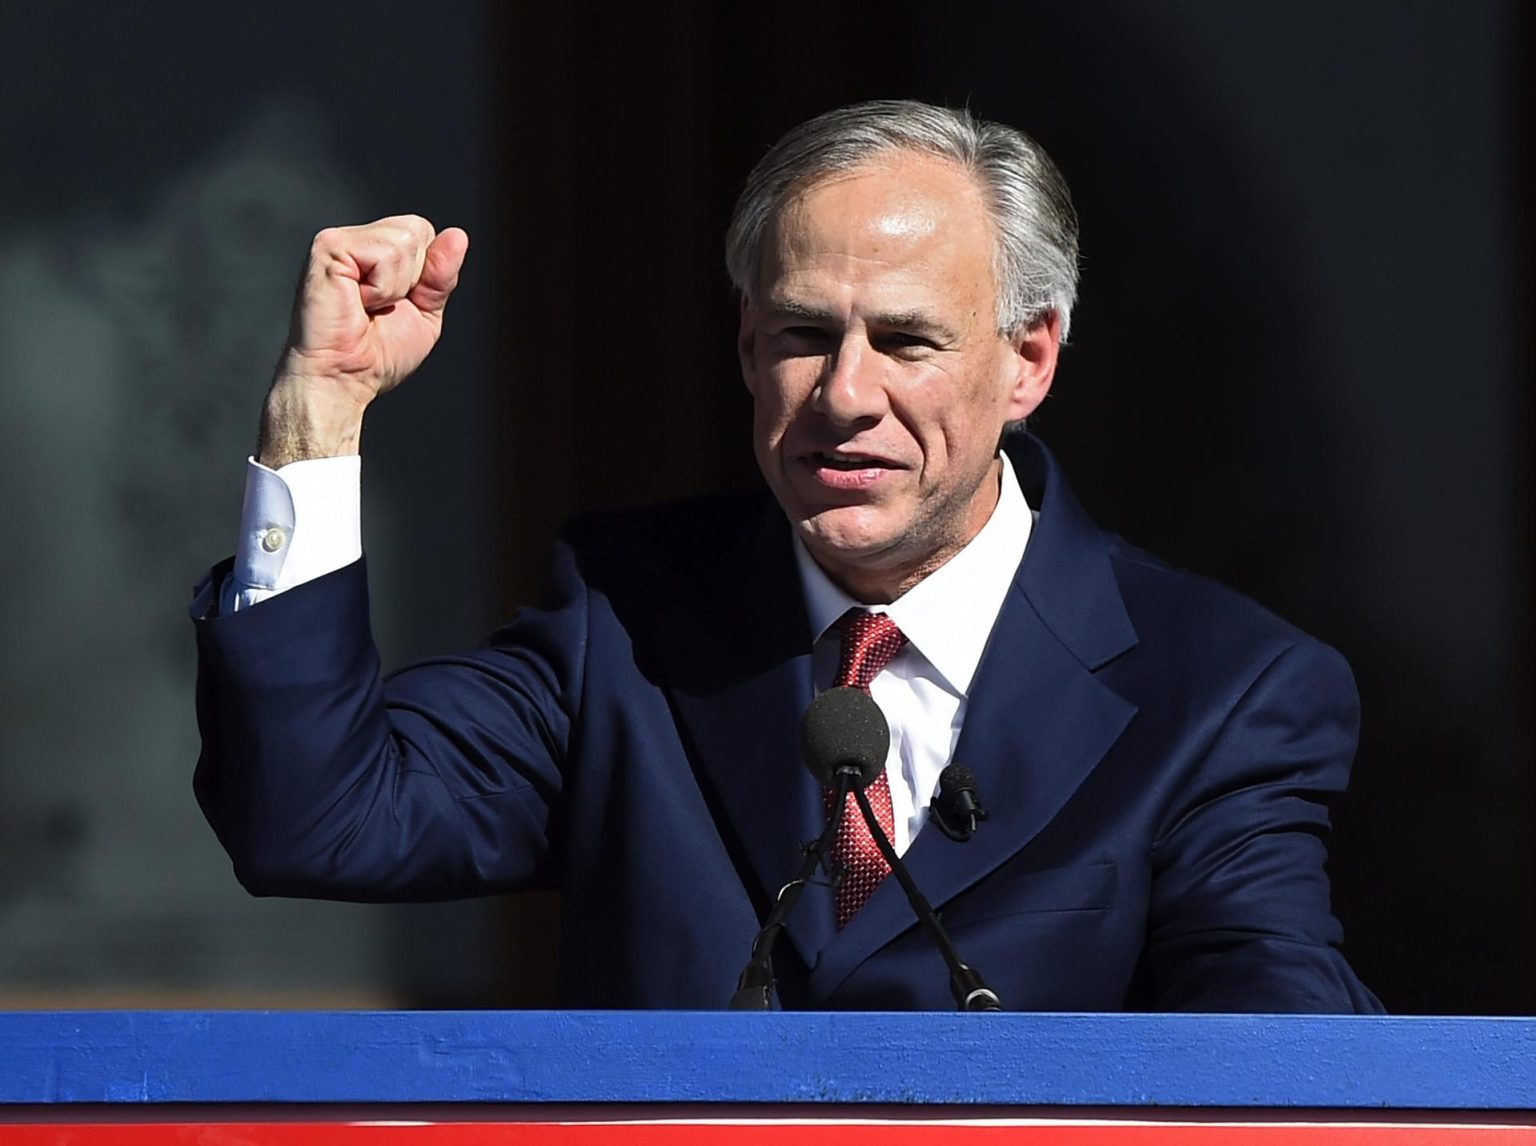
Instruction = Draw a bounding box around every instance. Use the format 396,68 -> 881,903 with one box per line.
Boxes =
495,0 -> 1534,1014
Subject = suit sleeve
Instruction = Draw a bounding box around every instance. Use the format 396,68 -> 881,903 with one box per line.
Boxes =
191,545 -> 587,902
1143,638 -> 1384,1013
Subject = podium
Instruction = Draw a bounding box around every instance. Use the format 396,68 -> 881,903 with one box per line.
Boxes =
2,1011 -> 1535,1141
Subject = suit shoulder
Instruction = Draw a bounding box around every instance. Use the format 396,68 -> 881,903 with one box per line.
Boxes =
1103,534 -> 1350,678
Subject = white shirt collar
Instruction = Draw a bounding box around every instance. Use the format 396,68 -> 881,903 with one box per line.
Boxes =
793,451 -> 1033,696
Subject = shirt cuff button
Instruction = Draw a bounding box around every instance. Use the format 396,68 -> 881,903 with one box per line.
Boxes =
261,526 -> 287,553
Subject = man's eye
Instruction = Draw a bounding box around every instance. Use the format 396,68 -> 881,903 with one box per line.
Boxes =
880,332 -> 937,353
777,326 -> 832,350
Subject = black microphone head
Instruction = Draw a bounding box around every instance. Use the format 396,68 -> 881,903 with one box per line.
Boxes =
938,763 -> 978,797
799,687 -> 889,789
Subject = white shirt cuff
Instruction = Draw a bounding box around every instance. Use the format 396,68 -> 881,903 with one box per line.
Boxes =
224,455 -> 362,612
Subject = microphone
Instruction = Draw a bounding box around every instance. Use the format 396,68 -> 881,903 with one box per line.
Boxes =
930,763 -> 988,842
806,691 -> 1002,1012
729,687 -> 1003,1012
727,688 -> 887,1010
799,686 -> 888,789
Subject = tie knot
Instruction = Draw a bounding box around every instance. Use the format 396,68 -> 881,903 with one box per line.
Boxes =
834,610 -> 907,691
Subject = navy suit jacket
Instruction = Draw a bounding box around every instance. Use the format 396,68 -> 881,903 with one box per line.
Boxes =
194,434 -> 1380,1012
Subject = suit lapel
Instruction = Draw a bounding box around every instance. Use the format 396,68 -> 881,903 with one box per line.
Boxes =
808,434 -> 1141,1000
662,501 -> 835,968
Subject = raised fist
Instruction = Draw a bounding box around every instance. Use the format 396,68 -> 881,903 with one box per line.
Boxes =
259,216 -> 469,467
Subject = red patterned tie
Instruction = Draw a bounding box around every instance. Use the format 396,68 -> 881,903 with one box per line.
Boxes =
826,610 -> 907,928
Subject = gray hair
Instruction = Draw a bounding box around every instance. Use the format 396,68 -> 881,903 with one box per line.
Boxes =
724,100 -> 1080,340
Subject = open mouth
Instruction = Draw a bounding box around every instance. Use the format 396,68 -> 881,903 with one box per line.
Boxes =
813,451 -> 892,471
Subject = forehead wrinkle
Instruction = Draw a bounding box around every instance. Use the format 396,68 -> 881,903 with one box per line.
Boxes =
776,159 -> 957,258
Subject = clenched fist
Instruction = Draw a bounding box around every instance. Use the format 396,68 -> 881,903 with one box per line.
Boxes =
257,216 -> 469,468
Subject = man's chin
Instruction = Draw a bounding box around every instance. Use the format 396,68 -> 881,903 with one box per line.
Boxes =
792,510 -> 901,567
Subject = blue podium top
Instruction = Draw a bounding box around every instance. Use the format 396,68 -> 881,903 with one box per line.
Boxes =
1,1011 -> 1532,1109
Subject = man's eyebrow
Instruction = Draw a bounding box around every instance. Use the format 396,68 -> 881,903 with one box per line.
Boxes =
868,310 -> 958,340
761,300 -> 959,341
761,298 -> 836,322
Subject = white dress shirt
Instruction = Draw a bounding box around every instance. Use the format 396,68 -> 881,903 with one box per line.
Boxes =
793,453 -> 1033,854
218,456 -> 361,615
219,452 -> 1035,854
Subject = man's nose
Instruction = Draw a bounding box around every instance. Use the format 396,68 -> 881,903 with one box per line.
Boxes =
813,340 -> 887,427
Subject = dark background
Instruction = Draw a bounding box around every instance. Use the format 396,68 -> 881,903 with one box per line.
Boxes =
0,1 -> 1528,1014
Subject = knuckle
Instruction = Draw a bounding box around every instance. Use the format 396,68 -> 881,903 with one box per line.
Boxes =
381,236 -> 413,265
310,226 -> 343,254
398,214 -> 436,248
380,213 -> 431,235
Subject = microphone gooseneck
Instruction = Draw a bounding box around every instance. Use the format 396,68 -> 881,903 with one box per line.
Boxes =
850,783 -> 1003,1012
729,685 -> 1003,1012
727,688 -> 887,1010
728,767 -> 850,1011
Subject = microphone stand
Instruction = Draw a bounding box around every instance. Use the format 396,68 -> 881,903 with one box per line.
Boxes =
851,785 -> 1003,1012
728,768 -> 855,1011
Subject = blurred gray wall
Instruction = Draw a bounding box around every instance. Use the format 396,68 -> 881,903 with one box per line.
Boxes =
0,2 -> 504,1005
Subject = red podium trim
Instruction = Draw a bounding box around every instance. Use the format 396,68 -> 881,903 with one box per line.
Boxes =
2,1121 -> 1535,1144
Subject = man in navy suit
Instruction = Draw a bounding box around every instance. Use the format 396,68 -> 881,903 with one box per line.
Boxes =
193,101 -> 1380,1012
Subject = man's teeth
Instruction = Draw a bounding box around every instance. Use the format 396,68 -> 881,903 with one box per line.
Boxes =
819,453 -> 878,470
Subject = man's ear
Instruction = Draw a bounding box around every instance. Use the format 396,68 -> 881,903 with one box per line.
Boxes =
1002,310 -> 1061,423
737,294 -> 759,395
